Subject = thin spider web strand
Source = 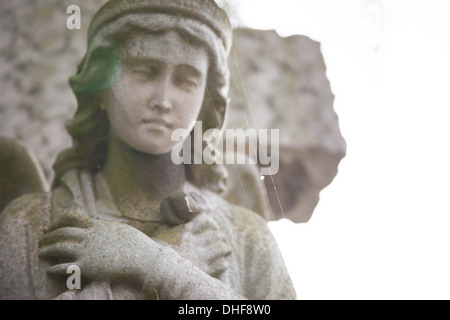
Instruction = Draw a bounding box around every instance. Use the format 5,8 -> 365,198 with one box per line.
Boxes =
230,47 -> 286,220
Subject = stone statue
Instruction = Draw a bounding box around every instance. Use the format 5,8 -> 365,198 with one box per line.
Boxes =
0,0 -> 296,300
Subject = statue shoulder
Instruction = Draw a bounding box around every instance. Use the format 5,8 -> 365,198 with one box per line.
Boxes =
216,195 -> 270,231
211,194 -> 277,248
0,192 -> 52,235
213,199 -> 297,299
226,204 -> 280,253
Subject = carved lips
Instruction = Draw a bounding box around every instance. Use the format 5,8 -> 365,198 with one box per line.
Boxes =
141,118 -> 173,131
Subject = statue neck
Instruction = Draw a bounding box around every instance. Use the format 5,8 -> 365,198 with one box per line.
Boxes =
102,133 -> 185,220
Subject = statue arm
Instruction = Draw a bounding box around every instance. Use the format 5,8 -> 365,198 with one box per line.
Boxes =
141,245 -> 245,300
37,202 -> 294,300
39,214 -> 245,300
142,206 -> 297,300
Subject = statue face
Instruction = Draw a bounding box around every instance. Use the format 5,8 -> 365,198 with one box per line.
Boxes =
103,31 -> 209,155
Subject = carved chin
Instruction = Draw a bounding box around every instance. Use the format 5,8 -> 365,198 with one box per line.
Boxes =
132,139 -> 176,155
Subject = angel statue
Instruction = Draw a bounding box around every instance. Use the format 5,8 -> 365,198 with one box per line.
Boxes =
0,0 -> 296,300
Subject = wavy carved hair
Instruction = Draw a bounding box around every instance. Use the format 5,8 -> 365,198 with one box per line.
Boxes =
53,17 -> 230,193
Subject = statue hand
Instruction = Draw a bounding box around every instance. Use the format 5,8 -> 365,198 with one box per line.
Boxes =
38,213 -> 162,285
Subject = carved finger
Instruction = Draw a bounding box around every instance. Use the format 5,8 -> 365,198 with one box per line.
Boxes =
38,242 -> 80,260
50,212 -> 93,231
47,263 -> 79,276
208,258 -> 229,279
205,244 -> 232,265
39,227 -> 86,247
189,214 -> 219,235
186,192 -> 209,214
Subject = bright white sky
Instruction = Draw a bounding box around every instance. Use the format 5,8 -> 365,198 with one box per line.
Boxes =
230,0 -> 450,299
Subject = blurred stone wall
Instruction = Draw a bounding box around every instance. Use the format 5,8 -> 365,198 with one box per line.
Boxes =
0,0 -> 109,179
226,29 -> 346,222
0,1 -> 345,223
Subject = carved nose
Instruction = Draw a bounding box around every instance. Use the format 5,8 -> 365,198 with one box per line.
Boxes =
152,101 -> 172,113
150,82 -> 172,113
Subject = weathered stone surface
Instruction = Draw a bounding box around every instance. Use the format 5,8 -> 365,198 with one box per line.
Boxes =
226,28 -> 346,223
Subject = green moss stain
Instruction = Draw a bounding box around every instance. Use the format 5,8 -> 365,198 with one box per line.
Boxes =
151,224 -> 184,246
70,46 -> 122,94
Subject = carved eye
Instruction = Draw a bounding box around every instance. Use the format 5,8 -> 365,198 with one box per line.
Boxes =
133,66 -> 160,81
174,75 -> 197,90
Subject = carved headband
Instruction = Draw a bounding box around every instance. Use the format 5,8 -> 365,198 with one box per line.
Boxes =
88,0 -> 232,54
